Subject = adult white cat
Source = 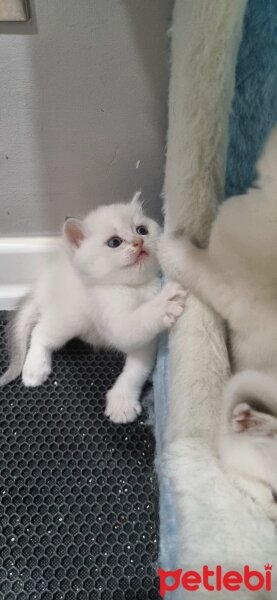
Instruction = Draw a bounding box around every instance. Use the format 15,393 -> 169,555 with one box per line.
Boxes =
159,128 -> 277,519
0,193 -> 186,424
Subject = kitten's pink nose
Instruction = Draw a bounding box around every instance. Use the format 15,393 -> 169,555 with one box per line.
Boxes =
132,239 -> 143,249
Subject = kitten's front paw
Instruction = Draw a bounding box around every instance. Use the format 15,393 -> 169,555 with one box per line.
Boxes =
22,355 -> 51,387
158,234 -> 193,284
105,387 -> 142,424
157,281 -> 187,329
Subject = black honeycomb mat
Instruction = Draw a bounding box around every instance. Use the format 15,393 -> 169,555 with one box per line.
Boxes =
0,314 -> 159,600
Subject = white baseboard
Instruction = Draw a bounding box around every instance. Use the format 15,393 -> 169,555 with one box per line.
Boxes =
0,237 -> 59,310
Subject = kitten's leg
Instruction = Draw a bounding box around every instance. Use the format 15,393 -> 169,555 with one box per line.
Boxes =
105,342 -> 156,424
22,320 -> 71,387
108,281 -> 187,354
159,235 -> 230,318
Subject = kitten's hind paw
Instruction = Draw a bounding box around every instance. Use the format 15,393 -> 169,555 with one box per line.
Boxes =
105,388 -> 142,424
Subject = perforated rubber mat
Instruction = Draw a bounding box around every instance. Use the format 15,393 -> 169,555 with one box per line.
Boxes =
0,314 -> 159,600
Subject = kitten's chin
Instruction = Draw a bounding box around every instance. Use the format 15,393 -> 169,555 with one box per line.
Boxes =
118,257 -> 159,285
80,266 -> 158,287
74,254 -> 159,286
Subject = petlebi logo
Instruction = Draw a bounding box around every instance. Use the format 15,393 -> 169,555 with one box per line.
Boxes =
158,564 -> 273,596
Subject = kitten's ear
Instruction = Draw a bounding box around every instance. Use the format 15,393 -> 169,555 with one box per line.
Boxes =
131,190 -> 143,209
63,218 -> 88,250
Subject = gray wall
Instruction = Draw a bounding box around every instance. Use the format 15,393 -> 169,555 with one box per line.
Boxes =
0,0 -> 172,236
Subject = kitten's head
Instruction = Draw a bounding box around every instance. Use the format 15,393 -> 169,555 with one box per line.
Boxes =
62,192 -> 161,286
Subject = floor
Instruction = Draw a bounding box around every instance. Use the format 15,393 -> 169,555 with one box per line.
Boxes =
0,314 -> 159,600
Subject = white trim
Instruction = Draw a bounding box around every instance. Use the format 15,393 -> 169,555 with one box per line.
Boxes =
0,237 -> 59,253
0,236 -> 59,310
0,285 -> 31,310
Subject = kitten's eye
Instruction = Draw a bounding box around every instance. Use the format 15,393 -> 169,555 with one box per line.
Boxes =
136,225 -> 148,236
107,236 -> 122,248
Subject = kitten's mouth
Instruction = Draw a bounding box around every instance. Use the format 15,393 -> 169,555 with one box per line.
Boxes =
126,248 -> 149,267
135,249 -> 149,263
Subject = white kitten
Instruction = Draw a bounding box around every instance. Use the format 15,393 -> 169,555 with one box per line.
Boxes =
159,128 -> 277,518
0,192 -> 186,424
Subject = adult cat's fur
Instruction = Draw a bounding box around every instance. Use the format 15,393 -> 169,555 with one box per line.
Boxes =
159,128 -> 277,519
0,193 -> 186,424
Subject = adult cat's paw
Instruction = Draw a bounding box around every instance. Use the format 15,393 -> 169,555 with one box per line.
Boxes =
157,281 -> 187,328
158,234 -> 193,284
105,387 -> 142,424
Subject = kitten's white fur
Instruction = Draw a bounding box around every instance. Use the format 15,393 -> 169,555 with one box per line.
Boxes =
0,193 -> 186,424
159,128 -> 277,519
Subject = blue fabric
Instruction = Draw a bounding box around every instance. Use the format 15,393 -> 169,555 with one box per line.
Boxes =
153,333 -> 178,571
226,0 -> 277,197
154,0 -> 277,579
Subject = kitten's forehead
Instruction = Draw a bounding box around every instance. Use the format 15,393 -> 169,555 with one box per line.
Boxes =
85,202 -> 144,235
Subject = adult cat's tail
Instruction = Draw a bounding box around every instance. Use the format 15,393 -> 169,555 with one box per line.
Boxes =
223,370 -> 277,425
0,293 -> 38,386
